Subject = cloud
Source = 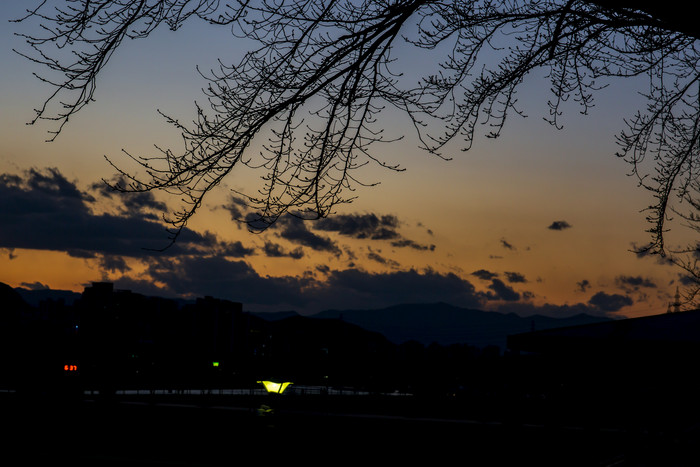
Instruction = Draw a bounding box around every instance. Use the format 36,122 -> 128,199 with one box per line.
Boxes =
223,195 -> 250,222
615,275 -> 657,289
263,241 -> 304,259
500,239 -> 515,250
92,176 -> 167,215
471,269 -> 499,281
576,279 -> 591,293
0,168 -> 253,260
98,254 -> 131,273
143,255 -> 312,306
366,248 -> 400,268
120,257 -> 486,312
276,216 -> 341,255
2,247 -> 17,260
547,220 -> 572,230
504,271 -> 527,283
314,268 -> 484,310
486,279 -> 520,301
390,239 -> 436,251
218,240 -> 257,258
314,213 -> 401,240
587,291 -> 633,312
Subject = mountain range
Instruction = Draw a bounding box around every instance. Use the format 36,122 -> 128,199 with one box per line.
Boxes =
11,285 -> 611,350
254,302 -> 611,349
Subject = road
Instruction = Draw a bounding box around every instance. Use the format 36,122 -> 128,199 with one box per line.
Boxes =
1,394 -> 697,466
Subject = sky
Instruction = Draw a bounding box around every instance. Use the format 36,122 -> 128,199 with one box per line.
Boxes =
0,2 -> 692,318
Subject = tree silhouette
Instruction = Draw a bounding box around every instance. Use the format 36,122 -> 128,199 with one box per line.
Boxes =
14,1 -> 700,299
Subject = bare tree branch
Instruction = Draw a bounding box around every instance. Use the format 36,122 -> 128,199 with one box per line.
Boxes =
14,0 -> 700,300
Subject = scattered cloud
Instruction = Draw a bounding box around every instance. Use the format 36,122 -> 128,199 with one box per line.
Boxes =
366,248 -> 400,268
615,275 -> 657,290
314,268 -> 484,310
143,255 -> 312,307
576,279 -> 591,293
500,238 -> 515,250
485,278 -> 520,302
314,213 -> 401,240
548,220 -> 572,231
0,168 -> 254,260
587,291 -> 633,312
276,216 -> 342,256
98,254 -> 131,273
1,247 -> 17,260
504,271 -> 527,283
119,259 -> 485,312
92,176 -> 167,215
263,242 -> 304,259
471,269 -> 499,281
390,238 -> 435,251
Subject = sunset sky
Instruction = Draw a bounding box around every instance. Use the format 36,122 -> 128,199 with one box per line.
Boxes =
0,3 -> 691,318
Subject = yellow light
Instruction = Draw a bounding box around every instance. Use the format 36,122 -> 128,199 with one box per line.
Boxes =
258,380 -> 293,394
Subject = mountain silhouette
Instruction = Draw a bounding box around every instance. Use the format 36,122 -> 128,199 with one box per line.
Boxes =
310,302 -> 611,348
6,282 -> 610,350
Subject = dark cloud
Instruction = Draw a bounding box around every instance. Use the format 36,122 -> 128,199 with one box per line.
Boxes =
630,242 -> 675,266
144,256 -> 312,306
98,255 -> 131,273
366,248 -> 400,268
122,257 -> 485,312
679,274 -> 699,286
314,213 -> 401,240
588,291 -> 633,312
223,196 -> 250,221
92,176 -> 167,214
576,279 -> 591,293
276,216 -> 341,255
0,168 -> 253,260
547,220 -> 572,231
315,268 -> 484,310
615,275 -> 657,289
500,239 -> 515,250
263,242 -> 304,259
2,247 -> 17,260
521,290 -> 535,300
485,278 -> 520,301
471,269 -> 499,281
218,240 -> 256,258
504,271 -> 527,283
390,239 -> 436,251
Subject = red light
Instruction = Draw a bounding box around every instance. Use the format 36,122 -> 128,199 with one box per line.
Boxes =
64,364 -> 78,372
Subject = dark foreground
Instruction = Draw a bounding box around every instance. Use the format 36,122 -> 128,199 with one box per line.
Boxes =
2,393 -> 699,466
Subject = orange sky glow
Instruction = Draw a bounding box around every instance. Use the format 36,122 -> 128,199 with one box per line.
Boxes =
1,3 -> 691,318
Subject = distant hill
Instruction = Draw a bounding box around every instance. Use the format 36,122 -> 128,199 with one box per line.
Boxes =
14,286 -> 82,307
5,280 -> 611,350
1,282 -> 32,313
250,310 -> 301,321
311,302 -> 611,349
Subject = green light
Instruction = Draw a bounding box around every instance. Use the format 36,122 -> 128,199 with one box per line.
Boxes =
258,380 -> 293,394
212,361 -> 220,367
